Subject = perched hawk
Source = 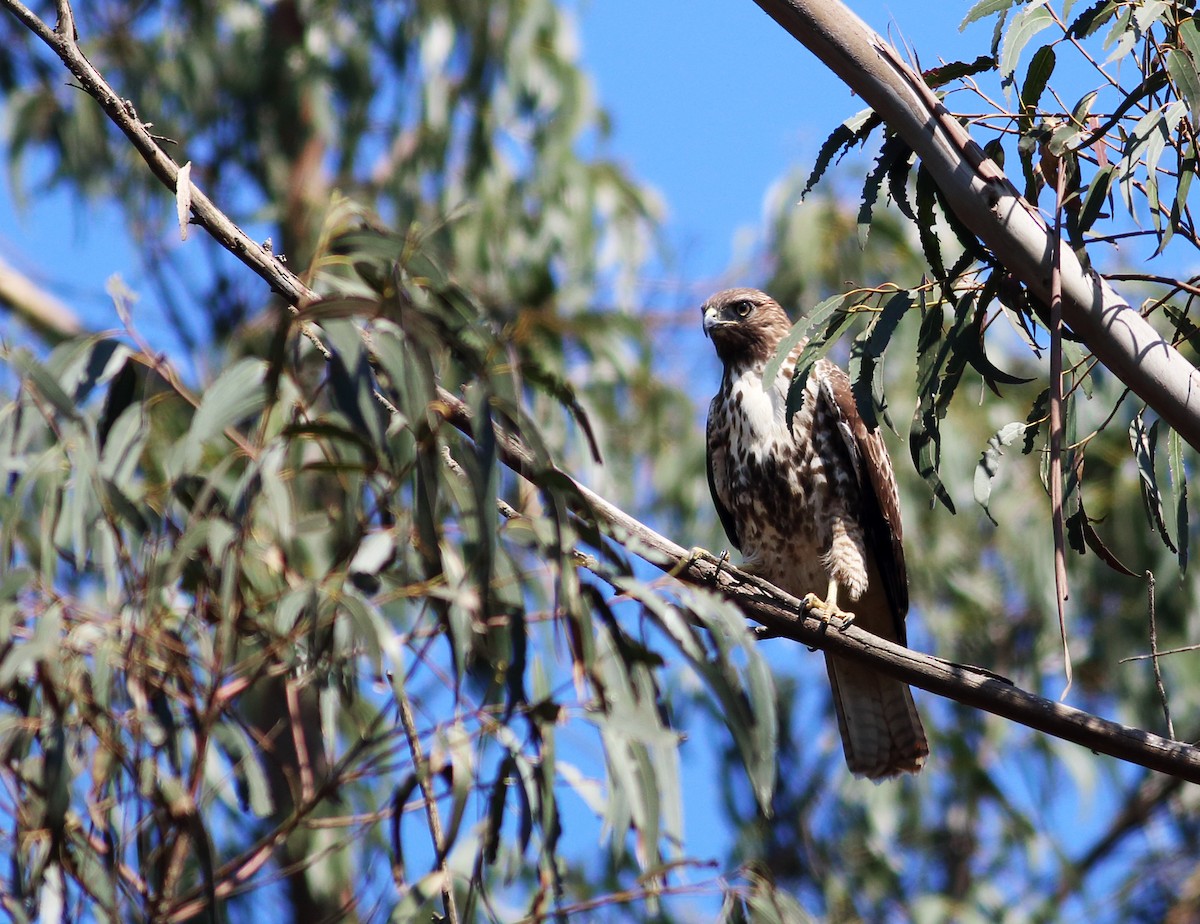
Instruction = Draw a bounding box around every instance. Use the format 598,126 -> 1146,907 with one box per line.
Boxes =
702,287 -> 928,779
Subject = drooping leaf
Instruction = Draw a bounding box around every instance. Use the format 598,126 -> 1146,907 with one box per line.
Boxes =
886,140 -> 916,220
914,165 -> 946,284
623,577 -> 778,814
849,289 -> 912,431
9,349 -> 81,423
185,358 -> 267,450
858,134 -> 911,246
1129,411 -> 1176,552
1023,386 -> 1051,455
974,421 -> 1027,524
1020,46 -> 1057,120
1077,164 -> 1114,234
909,298 -> 957,512
783,303 -> 862,432
1166,48 -> 1200,117
763,293 -> 848,388
960,300 -> 1036,393
1167,426 -> 1189,573
1165,304 -> 1200,351
802,108 -> 880,199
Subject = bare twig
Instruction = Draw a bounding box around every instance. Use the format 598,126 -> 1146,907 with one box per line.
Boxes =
395,686 -> 459,924
1050,154 -> 1072,698
1145,571 -> 1175,739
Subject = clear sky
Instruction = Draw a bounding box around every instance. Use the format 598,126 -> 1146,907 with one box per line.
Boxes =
577,0 -> 981,295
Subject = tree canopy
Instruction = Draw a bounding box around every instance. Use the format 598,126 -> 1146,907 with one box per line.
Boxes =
2,0 -> 1200,921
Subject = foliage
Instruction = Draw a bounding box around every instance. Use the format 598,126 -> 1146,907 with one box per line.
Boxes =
4,0 -> 1200,923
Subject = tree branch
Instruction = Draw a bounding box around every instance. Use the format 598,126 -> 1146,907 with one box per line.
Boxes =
750,0 -> 1200,452
9,0 -> 1200,784
0,256 -> 82,342
434,390 -> 1200,785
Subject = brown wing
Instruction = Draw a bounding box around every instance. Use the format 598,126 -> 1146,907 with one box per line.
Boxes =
816,364 -> 909,632
705,397 -> 741,550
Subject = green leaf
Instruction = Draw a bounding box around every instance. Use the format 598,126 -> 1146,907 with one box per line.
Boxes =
1020,46 -> 1056,116
908,297 -> 960,512
1077,164 -> 1114,234
1067,0 -> 1119,39
783,304 -> 861,431
849,290 -> 912,431
974,422 -> 1027,524
1129,411 -> 1176,552
1168,427 -> 1189,573
802,108 -> 880,199
621,577 -> 778,814
10,349 -> 80,423
210,723 -> 274,818
322,318 -> 391,457
886,141 -> 916,220
763,293 -> 846,387
960,0 -> 1019,30
391,870 -> 446,921
170,358 -> 267,478
482,756 -> 515,865
1167,48 -> 1200,116
915,166 -> 946,283
858,134 -> 911,246
433,723 -> 474,863
999,3 -> 1054,78
922,56 -> 997,88
1182,17 -> 1200,65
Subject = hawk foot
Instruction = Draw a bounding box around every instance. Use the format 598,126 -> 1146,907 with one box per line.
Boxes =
801,593 -> 856,631
668,546 -> 729,582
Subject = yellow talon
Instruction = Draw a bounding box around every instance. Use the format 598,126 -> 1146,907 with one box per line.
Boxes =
802,583 -> 856,630
667,546 -> 709,579
668,547 -> 732,583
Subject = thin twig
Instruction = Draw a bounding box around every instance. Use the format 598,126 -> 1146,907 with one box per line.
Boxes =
1145,571 -> 1175,739
395,687 -> 459,924
1050,155 -> 1072,698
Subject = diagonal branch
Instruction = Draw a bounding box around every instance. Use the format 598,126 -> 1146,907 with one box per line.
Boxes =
751,0 -> 1200,452
435,389 -> 1200,785
8,0 -> 1200,785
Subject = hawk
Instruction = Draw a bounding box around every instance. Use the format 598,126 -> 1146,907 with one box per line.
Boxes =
702,287 -> 928,779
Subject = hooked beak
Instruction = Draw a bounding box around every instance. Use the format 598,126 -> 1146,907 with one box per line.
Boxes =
702,306 -> 723,338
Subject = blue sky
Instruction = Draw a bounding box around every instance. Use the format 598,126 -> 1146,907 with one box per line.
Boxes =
577,0 -> 981,291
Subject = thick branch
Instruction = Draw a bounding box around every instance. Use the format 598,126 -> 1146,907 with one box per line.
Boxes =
10,0 -> 1200,784
0,256 -> 82,342
751,0 -> 1200,452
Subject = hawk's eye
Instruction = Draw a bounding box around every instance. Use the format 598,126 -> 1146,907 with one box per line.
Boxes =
733,300 -> 753,318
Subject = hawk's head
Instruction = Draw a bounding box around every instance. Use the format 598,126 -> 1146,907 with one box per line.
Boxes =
701,287 -> 792,367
